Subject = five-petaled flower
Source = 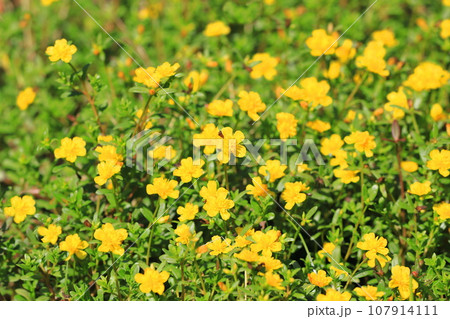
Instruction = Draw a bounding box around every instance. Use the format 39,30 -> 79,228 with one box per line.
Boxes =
146,177 -> 179,200
38,224 -> 62,245
357,233 -> 391,268
59,234 -> 89,261
4,195 -> 36,224
45,38 -> 77,63
134,266 -> 170,295
94,223 -> 128,255
54,137 -> 86,163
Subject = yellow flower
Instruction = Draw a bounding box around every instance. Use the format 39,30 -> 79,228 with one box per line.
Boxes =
146,177 -> 179,199
372,29 -> 397,47
444,0 -> 450,6
155,62 -> 180,78
440,19 -> 450,39
426,149 -> 450,177
173,157 -> 204,183
357,233 -> 391,268
16,87 -> 36,110
354,285 -> 385,300
430,103 -> 447,121
355,40 -> 389,77
183,70 -> 208,92
237,91 -> 266,121
246,177 -> 270,199
202,183 -> 234,221
98,135 -> 113,143
333,168 -> 359,184
401,161 -> 418,173
335,39 -> 356,63
318,242 -> 335,258
59,234 -> 89,261
177,203 -> 199,221
281,182 -> 309,210
174,224 -> 194,245
297,163 -> 310,173
264,272 -> 285,290
330,265 -> 348,277
331,150 -> 349,168
384,87 -> 409,119
203,21 -> 230,37
94,223 -> 128,255
307,270 -> 332,287
343,109 -> 363,123
193,123 -> 220,155
134,266 -> 170,295
234,249 -> 260,262
259,256 -> 283,272
4,195 -> 36,224
95,145 -> 123,165
45,38 -> 77,63
207,236 -> 233,255
207,99 -> 234,117
305,29 -> 339,56
133,67 -> 161,88
320,134 -> 344,156
285,77 -> 332,107
276,112 -> 298,140
259,160 -> 287,182
38,224 -> 62,245
324,61 -> 341,79
403,62 -> 450,91
344,131 -> 376,157
94,161 -> 121,186
54,137 -> 86,163
41,0 -> 59,6
249,53 -> 278,80
433,202 -> 450,220
388,265 -> 418,300
148,145 -> 176,161
307,120 -> 331,133
216,127 -> 246,164
250,229 -> 282,257
408,181 -> 432,196
317,288 -> 351,301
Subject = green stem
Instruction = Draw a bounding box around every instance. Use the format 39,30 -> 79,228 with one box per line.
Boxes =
344,259 -> 365,290
345,71 -> 368,106
134,94 -> 153,135
110,253 -> 122,301
145,200 -> 160,265
194,258 -> 206,296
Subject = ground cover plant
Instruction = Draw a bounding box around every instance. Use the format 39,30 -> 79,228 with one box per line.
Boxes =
0,0 -> 449,301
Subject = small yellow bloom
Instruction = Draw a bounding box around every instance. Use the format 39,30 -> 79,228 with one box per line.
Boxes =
183,70 -> 208,92
318,242 -> 335,258
372,29 -> 397,47
155,62 -> 180,78
355,41 -> 389,77
426,149 -> 450,177
146,177 -> 179,200
357,233 -> 391,268
333,168 -> 359,184
4,195 -> 36,224
207,236 -> 233,256
408,181 -> 432,196
207,99 -> 234,117
401,161 -> 418,173
388,265 -> 418,300
135,266 -> 170,295
433,202 -> 450,220
177,203 -> 199,221
234,249 -> 260,262
354,285 -> 385,300
307,120 -> 331,133
59,234 -> 89,261
246,177 -> 270,199
305,29 -> 339,56
384,87 -> 409,119
281,182 -> 309,210
41,0 -> 59,6
307,270 -> 332,287
344,131 -> 376,157
440,19 -> 450,39
174,224 -> 194,245
276,112 -> 298,140
285,77 -> 332,107
148,145 -> 176,161
193,123 -> 220,155
54,137 -> 86,163
45,39 -> 77,63
330,265 -> 348,277
403,62 -> 450,92
95,145 -> 123,165
203,21 -> 230,37
259,256 -> 283,272
264,272 -> 285,290
335,39 -> 356,63
173,157 -> 205,183
430,104 -> 447,121
238,91 -> 266,121
38,224 -> 62,245
97,135 -> 113,143
94,161 -> 121,186
16,87 -> 36,110
216,127 -> 246,164
250,229 -> 282,257
202,184 -> 234,221
324,61 -> 341,79
249,53 -> 278,80
94,223 -> 128,255
320,134 -> 344,156
317,288 -> 351,301
259,160 -> 287,182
